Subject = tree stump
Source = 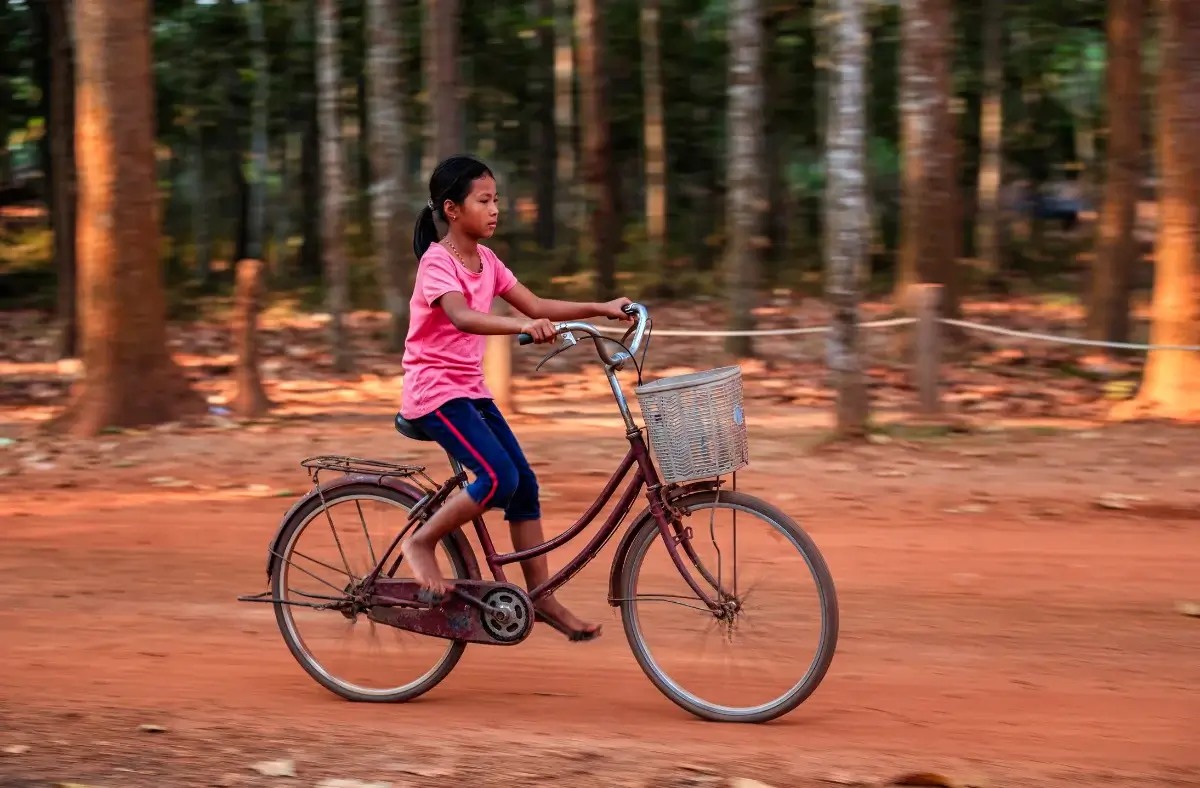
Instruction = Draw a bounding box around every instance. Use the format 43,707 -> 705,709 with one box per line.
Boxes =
230,258 -> 273,418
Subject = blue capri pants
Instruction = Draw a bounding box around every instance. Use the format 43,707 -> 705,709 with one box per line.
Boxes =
413,398 -> 541,522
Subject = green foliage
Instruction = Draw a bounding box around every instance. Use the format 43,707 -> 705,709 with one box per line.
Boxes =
0,0 -> 1155,303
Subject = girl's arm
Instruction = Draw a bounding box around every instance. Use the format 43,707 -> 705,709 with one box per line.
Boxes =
438,292 -> 558,343
502,282 -> 631,322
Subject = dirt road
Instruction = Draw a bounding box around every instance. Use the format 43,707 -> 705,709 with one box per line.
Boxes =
1,414 -> 1198,787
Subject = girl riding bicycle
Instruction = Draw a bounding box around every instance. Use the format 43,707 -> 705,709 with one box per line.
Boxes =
398,154 -> 631,642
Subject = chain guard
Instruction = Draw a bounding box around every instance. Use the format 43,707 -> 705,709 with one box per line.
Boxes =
366,579 -> 534,646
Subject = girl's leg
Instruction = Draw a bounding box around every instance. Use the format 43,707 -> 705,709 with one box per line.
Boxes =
401,399 -> 520,594
476,400 -> 600,638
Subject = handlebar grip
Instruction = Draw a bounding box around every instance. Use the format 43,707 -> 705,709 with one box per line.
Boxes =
518,333 -> 534,346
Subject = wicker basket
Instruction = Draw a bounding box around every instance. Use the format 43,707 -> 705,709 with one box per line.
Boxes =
634,366 -> 749,485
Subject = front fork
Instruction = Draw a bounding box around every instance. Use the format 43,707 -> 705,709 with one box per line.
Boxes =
646,483 -> 734,615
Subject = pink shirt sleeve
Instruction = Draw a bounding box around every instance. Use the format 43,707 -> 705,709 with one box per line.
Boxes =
489,249 -> 519,296
418,246 -> 463,307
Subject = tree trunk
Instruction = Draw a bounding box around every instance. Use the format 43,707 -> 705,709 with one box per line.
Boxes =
532,0 -> 557,250
425,0 -> 462,164
230,258 -> 272,418
825,0 -> 869,436
974,0 -> 1004,275
299,101 -> 322,278
1114,0 -> 1200,420
0,0 -> 10,187
47,0 -> 77,359
553,0 -> 578,268
723,0 -> 766,357
244,0 -> 269,262
1086,0 -> 1144,346
316,0 -> 353,372
60,0 -> 202,436
575,0 -> 617,300
367,0 -> 412,352
895,0 -> 959,317
640,0 -> 667,271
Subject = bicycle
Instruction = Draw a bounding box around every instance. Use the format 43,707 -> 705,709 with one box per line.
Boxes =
238,303 -> 838,723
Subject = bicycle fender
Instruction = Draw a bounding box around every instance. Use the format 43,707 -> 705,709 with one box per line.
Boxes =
263,474 -> 481,581
606,480 -> 724,605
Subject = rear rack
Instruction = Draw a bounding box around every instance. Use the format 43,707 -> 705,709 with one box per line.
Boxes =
300,455 -> 440,492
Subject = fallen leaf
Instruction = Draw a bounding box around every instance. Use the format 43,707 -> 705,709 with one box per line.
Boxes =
730,779 -> 777,788
389,764 -> 452,778
1175,601 -> 1200,618
2,744 -> 29,755
1094,492 -> 1147,510
251,759 -> 296,778
874,469 -> 908,478
316,781 -> 391,788
137,724 -> 167,734
148,476 -> 190,488
890,772 -> 957,787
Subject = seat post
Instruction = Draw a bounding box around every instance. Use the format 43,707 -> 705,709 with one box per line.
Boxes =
447,453 -> 466,484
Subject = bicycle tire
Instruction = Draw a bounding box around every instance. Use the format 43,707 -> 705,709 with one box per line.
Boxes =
617,489 -> 839,723
270,482 -> 470,703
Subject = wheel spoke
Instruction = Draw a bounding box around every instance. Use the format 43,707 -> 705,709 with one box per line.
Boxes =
619,491 -> 838,723
272,487 -> 466,703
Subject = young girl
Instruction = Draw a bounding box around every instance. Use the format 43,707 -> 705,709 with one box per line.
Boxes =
399,155 -> 631,643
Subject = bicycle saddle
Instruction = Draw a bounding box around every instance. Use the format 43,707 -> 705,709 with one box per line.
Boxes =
393,413 -> 434,442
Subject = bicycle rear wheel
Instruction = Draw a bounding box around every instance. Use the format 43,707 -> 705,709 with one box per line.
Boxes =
617,489 -> 838,723
271,482 -> 470,703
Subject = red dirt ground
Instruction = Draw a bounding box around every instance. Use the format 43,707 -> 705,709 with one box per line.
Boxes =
1,409 -> 1198,787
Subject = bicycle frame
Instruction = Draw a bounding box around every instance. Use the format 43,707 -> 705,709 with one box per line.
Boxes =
353,361 -> 724,614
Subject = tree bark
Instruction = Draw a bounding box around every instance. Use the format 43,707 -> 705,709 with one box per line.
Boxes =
230,259 -> 272,418
1086,0 -> 1144,346
367,0 -> 412,352
553,0 -> 579,268
575,0 -> 617,300
974,0 -> 1004,274
825,0 -> 869,436
1114,0 -> 1200,420
425,0 -> 463,164
640,0 -> 667,271
60,0 -> 203,435
895,0 -> 959,317
244,0 -> 269,262
532,0 -> 557,250
46,0 -> 77,359
723,0 -> 766,357
316,0 -> 353,372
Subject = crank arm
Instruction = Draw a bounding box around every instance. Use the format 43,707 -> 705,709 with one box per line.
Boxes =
451,587 -> 506,619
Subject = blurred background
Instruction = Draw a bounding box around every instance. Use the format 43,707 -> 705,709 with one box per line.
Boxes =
0,0 -> 1194,430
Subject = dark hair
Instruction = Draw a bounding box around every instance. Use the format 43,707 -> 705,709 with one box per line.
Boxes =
413,155 -> 495,261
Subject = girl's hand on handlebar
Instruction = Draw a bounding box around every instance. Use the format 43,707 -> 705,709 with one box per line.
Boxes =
519,318 -> 557,344
601,297 -> 634,321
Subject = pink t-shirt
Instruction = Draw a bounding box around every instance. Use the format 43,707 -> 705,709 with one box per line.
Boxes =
400,243 -> 519,419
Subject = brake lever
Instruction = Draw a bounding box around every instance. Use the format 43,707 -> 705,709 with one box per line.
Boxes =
535,331 -> 578,372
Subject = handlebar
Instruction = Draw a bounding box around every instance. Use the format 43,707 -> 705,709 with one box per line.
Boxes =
517,303 -> 650,370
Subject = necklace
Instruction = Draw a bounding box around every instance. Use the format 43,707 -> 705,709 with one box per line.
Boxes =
443,239 -> 480,273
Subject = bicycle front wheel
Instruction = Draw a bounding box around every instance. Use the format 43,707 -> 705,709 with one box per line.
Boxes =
618,490 -> 838,723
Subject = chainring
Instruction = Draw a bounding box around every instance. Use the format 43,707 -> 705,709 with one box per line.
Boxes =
479,587 -> 533,643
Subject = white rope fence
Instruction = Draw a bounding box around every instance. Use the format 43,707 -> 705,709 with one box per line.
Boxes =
489,283 -> 1197,416
594,316 -> 917,338
938,317 -> 1200,352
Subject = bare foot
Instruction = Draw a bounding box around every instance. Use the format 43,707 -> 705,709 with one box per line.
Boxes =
535,596 -> 601,636
400,535 -> 452,595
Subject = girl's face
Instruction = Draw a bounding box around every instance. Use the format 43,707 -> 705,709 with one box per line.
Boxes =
446,174 -> 499,240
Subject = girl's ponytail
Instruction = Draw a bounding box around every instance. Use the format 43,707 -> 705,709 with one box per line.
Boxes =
415,155 -> 495,262
412,200 -> 440,261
